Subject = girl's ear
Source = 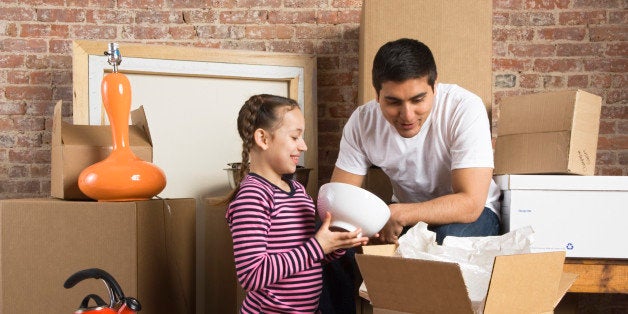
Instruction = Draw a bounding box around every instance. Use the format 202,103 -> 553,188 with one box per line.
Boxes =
253,128 -> 269,150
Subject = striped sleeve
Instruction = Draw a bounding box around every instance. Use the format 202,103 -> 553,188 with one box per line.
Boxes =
226,183 -> 325,292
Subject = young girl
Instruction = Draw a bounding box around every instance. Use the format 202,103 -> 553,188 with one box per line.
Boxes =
225,94 -> 369,313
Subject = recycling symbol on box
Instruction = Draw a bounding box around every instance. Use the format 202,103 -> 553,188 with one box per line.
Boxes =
566,243 -> 574,250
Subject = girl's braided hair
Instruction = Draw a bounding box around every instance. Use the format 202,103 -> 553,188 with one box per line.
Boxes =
221,94 -> 299,204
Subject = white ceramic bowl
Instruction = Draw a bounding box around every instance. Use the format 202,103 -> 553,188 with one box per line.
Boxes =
317,182 -> 390,237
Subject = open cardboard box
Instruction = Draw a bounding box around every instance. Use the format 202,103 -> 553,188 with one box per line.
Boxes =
51,100 -> 153,200
356,245 -> 578,314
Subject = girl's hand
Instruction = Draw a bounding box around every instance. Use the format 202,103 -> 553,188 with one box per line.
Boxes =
315,212 -> 370,254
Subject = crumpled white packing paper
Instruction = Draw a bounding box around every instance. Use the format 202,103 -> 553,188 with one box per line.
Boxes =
396,222 -> 534,312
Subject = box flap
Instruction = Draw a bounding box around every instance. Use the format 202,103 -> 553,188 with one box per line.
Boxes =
484,251 -> 565,313
355,254 -> 473,313
131,105 -> 153,146
362,244 -> 397,256
498,90 -> 578,136
62,123 -> 151,147
554,272 -> 578,308
493,174 -> 628,191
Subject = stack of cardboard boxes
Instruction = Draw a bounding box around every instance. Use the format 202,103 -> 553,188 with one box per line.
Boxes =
0,101 -> 196,313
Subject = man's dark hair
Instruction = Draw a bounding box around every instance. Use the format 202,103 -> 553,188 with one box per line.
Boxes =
372,38 -> 438,94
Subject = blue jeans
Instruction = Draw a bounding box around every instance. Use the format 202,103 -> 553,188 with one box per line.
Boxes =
319,207 -> 500,313
404,207 -> 501,244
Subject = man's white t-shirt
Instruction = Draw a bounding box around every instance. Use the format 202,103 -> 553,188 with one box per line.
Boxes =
336,83 -> 501,214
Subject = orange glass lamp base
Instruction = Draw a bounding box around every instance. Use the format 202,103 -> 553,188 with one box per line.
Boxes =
78,148 -> 166,201
78,68 -> 166,202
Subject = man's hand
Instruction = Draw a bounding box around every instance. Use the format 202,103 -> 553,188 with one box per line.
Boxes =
376,203 -> 405,244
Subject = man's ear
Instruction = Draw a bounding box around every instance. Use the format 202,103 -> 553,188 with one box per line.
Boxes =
254,128 -> 269,150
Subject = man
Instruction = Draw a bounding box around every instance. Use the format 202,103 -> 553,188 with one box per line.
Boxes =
333,38 -> 501,244
320,38 -> 501,314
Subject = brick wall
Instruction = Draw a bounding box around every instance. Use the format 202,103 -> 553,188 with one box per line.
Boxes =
0,0 -> 625,200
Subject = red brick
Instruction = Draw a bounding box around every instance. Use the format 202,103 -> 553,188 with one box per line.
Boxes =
493,42 -> 508,57
493,28 -> 534,41
72,25 -> 117,39
606,42 -> 628,57
574,0 -> 622,9
20,24 -> 69,37
13,116 -> 45,131
136,11 -> 184,24
598,120 -> 616,135
493,12 -> 510,26
584,58 -> 626,72
494,0 -> 524,10
182,9 -> 217,23
37,8 -> 86,22
208,0 -> 237,8
524,0 -> 570,9
510,12 -> 555,26
118,0 -> 166,9
285,0 -> 327,8
2,38 -> 47,53
317,10 -> 361,24
268,10 -> 316,24
221,10 -> 269,24
67,0 -> 115,7
608,10 -> 628,24
29,71 -> 51,85
318,87 -> 344,102
317,117 -> 344,132
596,151 -> 617,165
331,0 -> 362,8
276,25 -> 294,39
19,0 -> 64,5
296,25 -> 342,40
269,40 -> 315,54
0,117 -> 15,131
246,25 -> 277,39
24,55 -> 49,69
236,0 -> 281,7
7,71 -> 29,84
610,74 -> 626,89
0,102 -> 26,115
122,25 -> 170,40
606,89 -> 627,105
318,72 -> 353,87
542,75 -> 565,88
590,25 -> 628,42
8,148 -> 50,164
0,7 -> 35,21
171,0 -> 214,8
219,40 -> 266,51
597,135 -> 628,150
567,75 -> 589,88
318,56 -> 340,69
169,26 -> 198,40
0,55 -> 24,70
596,166 -> 624,176
537,27 -> 586,41
49,56 -> 72,70
534,59 -> 580,72
87,9 -> 134,24
339,56 -> 358,71
601,105 -> 628,120
5,86 -> 52,100
1,22 -> 18,37
30,164 -> 50,177
558,11 -> 606,25
509,43 -> 555,57
520,74 -> 540,88
556,43 -> 605,56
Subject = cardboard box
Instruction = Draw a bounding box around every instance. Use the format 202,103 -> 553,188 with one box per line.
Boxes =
0,198 -> 195,313
359,0 -> 493,111
356,245 -> 577,314
51,100 -> 154,200
495,174 -> 628,259
495,90 -> 602,175
204,197 -> 244,314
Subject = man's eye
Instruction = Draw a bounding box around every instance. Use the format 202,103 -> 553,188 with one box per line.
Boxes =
412,98 -> 424,104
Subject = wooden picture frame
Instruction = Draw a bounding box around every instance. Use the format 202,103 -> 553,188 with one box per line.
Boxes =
72,40 -> 317,198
